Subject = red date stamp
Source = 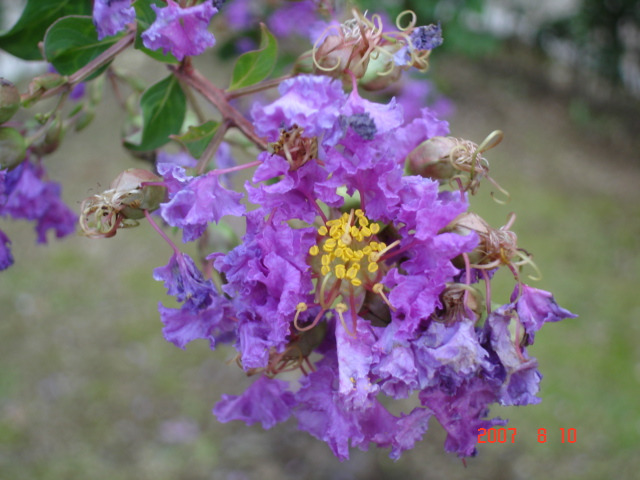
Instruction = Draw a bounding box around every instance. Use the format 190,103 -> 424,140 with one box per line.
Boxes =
477,427 -> 577,444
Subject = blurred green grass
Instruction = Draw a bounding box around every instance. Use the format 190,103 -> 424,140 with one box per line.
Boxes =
1,54 -> 639,479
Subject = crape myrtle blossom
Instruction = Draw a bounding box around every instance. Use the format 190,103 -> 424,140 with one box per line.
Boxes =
1,161 -> 77,271
141,0 -> 218,61
157,72 -> 575,460
93,0 -> 136,40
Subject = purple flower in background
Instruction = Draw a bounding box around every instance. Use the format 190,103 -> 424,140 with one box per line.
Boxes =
142,0 -> 218,60
0,229 -> 13,271
93,0 -> 136,40
267,0 -> 319,38
411,23 -> 443,51
1,160 -> 76,245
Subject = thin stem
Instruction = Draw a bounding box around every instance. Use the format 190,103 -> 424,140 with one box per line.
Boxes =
173,65 -> 268,150
196,120 -> 230,175
144,209 -> 180,256
226,73 -> 296,100
28,30 -> 136,104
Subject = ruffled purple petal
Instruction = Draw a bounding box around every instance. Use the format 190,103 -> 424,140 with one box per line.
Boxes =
93,0 -> 135,40
213,376 -> 295,429
142,0 -> 217,60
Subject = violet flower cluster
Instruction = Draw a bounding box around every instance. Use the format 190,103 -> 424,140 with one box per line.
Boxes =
78,0 -> 578,461
150,75 -> 575,459
1,160 -> 76,271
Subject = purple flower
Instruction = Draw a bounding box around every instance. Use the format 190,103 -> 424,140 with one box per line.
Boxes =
158,296 -> 235,350
93,0 -> 136,40
0,229 -> 13,271
267,0 -> 319,38
1,160 -> 76,244
213,375 -> 296,429
512,284 -> 577,344
153,252 -> 217,311
420,376 -> 507,457
411,24 -> 443,51
250,75 -> 347,144
142,0 -> 218,61
158,166 -> 245,242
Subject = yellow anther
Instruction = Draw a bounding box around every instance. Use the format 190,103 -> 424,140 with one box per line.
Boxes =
368,253 -> 378,263
355,209 -> 364,217
341,212 -> 349,221
321,254 -> 331,266
354,232 -> 364,243
369,241 -> 378,250
361,226 -> 372,237
367,262 -> 379,273
346,265 -> 359,279
373,283 -> 395,310
351,278 -> 362,287
335,247 -> 344,258
329,225 -> 340,237
344,248 -> 354,259
335,302 -> 348,313
350,225 -> 359,237
293,302 -> 309,331
335,264 -> 346,279
370,223 -> 380,234
358,216 -> 369,227
321,265 -> 330,276
354,250 -> 364,260
318,225 -> 328,236
309,245 -> 319,256
363,245 -> 372,255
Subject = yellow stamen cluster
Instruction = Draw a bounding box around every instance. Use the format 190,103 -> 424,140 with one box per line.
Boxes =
309,209 -> 386,287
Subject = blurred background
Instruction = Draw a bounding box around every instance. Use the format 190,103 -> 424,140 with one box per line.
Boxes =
1,0 -> 639,478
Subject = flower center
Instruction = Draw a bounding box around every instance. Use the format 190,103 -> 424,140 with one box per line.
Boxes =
309,209 -> 399,298
294,209 -> 399,336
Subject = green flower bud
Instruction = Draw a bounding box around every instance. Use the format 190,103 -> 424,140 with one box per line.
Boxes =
0,126 -> 27,170
0,79 -> 21,124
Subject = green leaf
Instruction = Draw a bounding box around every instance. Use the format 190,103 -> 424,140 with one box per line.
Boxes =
124,75 -> 186,152
172,121 -> 219,159
0,0 -> 92,60
43,16 -> 120,79
132,0 -> 179,64
228,23 -> 277,91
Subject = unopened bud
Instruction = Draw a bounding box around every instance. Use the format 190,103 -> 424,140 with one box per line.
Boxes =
0,79 -> 21,123
313,33 -> 370,80
0,126 -> 27,170
407,136 -> 458,181
111,169 -> 166,219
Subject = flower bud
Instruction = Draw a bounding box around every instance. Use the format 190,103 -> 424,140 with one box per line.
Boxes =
407,136 -> 458,181
0,126 -> 27,170
359,48 -> 403,91
31,115 -> 65,156
111,169 -> 166,219
0,79 -> 21,124
313,33 -> 370,80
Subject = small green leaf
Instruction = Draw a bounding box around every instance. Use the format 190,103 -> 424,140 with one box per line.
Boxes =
132,0 -> 179,64
228,24 -> 278,91
44,16 -> 120,79
124,75 -> 186,152
0,0 -> 92,60
172,121 -> 219,159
